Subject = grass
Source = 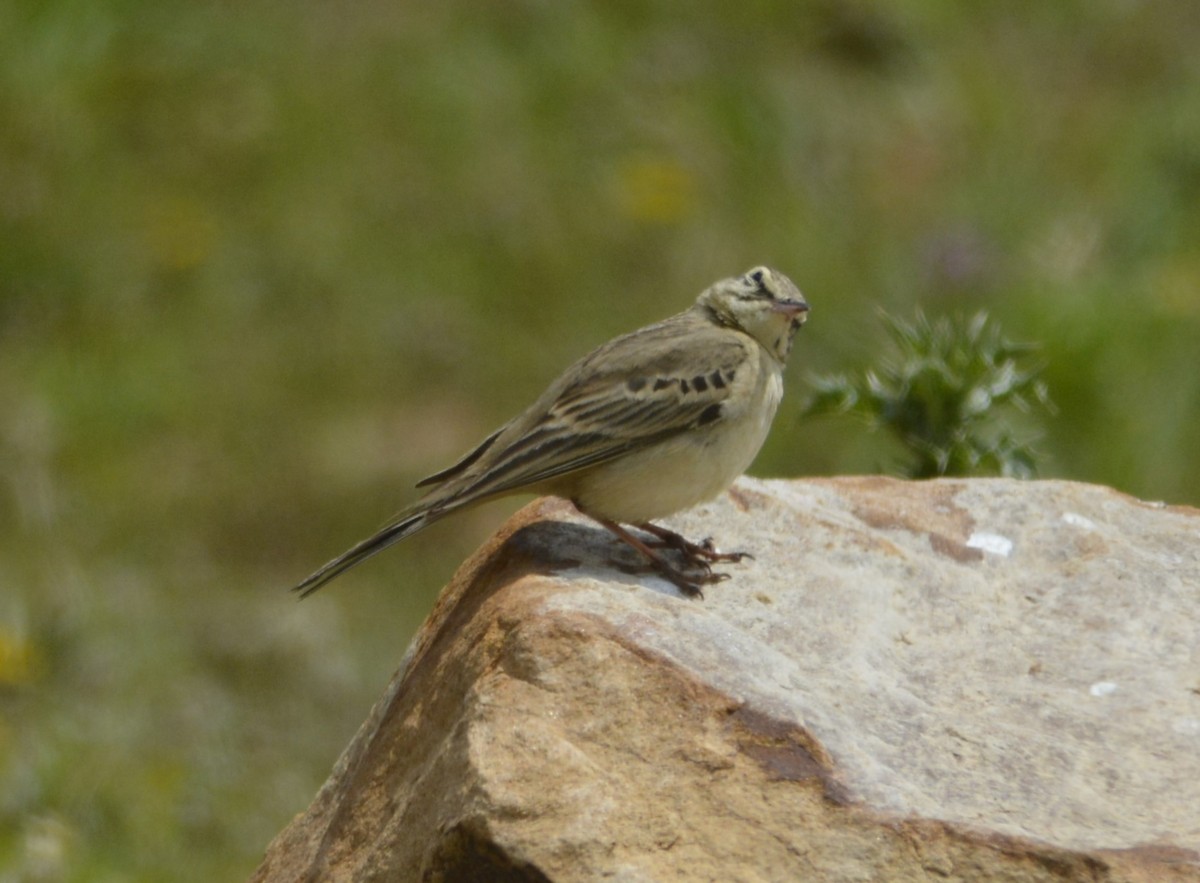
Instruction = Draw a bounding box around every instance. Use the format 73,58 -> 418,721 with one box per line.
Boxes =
2,2 -> 1199,878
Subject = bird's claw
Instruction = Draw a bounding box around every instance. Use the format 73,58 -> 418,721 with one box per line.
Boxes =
643,529 -> 751,567
686,539 -> 752,567
603,519 -> 754,601
662,563 -> 732,599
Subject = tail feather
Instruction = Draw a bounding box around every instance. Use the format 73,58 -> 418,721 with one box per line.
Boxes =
292,509 -> 439,598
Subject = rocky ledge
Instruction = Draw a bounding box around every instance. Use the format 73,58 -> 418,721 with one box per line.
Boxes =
254,477 -> 1200,882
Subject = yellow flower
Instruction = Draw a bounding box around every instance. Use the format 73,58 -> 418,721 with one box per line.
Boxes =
0,628 -> 38,687
614,156 -> 695,225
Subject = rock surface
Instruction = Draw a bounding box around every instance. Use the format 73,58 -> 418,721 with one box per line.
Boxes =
253,477 -> 1200,882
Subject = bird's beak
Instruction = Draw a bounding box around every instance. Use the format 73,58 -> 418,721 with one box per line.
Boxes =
773,299 -> 810,322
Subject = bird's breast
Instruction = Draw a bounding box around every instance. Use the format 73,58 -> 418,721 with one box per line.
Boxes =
565,360 -> 784,524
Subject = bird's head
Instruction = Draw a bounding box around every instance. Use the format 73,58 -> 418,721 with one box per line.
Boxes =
697,266 -> 810,363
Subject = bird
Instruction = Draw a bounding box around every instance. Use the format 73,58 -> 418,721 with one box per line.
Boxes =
293,266 -> 809,599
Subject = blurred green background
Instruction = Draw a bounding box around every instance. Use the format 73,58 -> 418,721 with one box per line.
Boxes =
2,1 -> 1198,878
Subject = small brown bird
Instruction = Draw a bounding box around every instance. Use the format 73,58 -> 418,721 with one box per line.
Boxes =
294,267 -> 808,598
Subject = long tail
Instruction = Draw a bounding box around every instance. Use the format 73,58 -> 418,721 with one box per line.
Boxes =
292,507 -> 444,598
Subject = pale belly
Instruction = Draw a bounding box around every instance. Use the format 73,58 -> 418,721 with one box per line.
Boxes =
563,369 -> 784,524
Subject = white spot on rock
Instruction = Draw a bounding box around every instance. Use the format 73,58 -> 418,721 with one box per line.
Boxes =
966,532 -> 1014,557
1089,681 -> 1118,698
1173,718 -> 1200,736
1062,512 -> 1096,530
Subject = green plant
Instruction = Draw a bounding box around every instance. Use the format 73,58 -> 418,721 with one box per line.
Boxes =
805,311 -> 1054,478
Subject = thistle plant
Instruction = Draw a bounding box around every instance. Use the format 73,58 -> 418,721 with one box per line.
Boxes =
806,311 -> 1054,478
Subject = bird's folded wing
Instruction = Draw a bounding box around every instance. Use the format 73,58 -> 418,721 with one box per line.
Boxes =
442,332 -> 750,503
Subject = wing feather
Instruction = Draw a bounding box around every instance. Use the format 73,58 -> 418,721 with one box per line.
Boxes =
429,317 -> 751,504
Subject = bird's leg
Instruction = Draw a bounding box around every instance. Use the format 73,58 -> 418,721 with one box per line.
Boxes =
586,514 -> 727,600
636,521 -> 753,567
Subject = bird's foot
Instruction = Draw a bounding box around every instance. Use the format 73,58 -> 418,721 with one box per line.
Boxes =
586,512 -> 743,600
624,559 -> 724,599
637,522 -> 753,568
643,561 -> 732,600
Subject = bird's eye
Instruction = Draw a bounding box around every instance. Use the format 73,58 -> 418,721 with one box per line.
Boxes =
735,268 -> 773,300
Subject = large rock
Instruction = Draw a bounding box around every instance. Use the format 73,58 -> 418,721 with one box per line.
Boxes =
253,477 -> 1200,882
